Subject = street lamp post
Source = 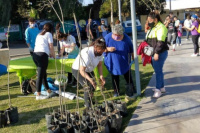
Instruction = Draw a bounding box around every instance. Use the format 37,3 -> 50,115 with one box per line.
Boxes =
118,0 -> 122,23
130,0 -> 141,95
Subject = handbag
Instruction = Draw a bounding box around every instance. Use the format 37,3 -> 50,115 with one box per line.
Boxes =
144,29 -> 154,56
178,31 -> 182,37
144,45 -> 154,56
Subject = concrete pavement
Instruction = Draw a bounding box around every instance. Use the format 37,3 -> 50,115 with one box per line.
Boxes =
125,39 -> 200,133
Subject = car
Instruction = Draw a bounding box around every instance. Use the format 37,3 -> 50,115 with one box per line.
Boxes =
0,32 -> 8,48
122,19 -> 142,34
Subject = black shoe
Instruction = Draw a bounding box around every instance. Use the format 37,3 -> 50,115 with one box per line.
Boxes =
71,82 -> 77,88
68,80 -> 73,85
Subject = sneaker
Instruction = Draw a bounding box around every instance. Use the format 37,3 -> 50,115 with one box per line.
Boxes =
176,44 -> 179,46
47,91 -> 58,98
152,87 -> 166,93
36,95 -> 48,100
179,44 -> 182,46
153,89 -> 162,98
68,81 -> 73,85
191,53 -> 198,57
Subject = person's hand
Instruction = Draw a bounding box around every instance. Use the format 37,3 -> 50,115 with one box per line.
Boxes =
29,47 -> 34,52
100,75 -> 105,86
154,53 -> 159,61
106,47 -> 116,52
90,79 -> 96,89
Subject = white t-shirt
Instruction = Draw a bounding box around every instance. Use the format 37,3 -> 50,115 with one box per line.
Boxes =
59,35 -> 76,53
175,20 -> 180,27
184,19 -> 192,28
34,32 -> 53,55
72,46 -> 103,72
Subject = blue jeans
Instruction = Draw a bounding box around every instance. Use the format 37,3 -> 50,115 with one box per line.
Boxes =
176,36 -> 181,44
152,51 -> 168,90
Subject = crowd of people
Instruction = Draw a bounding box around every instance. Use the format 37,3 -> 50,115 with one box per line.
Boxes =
24,10 -> 200,105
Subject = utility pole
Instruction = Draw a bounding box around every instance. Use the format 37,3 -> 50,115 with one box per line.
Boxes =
118,0 -> 122,23
169,0 -> 171,12
130,0 -> 141,95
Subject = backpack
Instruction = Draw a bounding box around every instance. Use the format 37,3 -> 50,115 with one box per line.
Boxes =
21,79 -> 32,95
194,24 -> 200,33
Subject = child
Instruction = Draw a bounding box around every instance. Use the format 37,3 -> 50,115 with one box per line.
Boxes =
176,22 -> 183,46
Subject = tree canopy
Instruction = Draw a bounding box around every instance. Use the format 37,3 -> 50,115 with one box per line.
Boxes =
0,0 -> 166,26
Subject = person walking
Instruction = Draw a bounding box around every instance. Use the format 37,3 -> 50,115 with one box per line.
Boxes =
25,18 -> 39,56
165,16 -> 177,51
72,37 -> 106,107
86,19 -> 94,45
101,20 -> 108,38
146,12 -> 169,98
184,15 -> 192,40
104,24 -> 136,97
33,23 -> 56,100
183,15 -> 200,57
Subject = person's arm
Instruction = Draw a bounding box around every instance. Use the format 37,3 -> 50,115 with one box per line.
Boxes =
105,47 -> 116,52
131,53 -> 134,60
49,43 -> 55,58
97,61 -> 105,86
59,46 -> 65,57
68,43 -> 76,53
80,66 -> 96,88
184,25 -> 195,31
25,29 -> 31,47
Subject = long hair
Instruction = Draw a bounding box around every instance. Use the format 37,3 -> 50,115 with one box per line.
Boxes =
148,12 -> 163,23
40,23 -> 53,35
89,37 -> 106,50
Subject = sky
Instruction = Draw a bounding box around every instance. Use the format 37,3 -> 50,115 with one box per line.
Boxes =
165,0 -> 200,10
78,0 -> 94,6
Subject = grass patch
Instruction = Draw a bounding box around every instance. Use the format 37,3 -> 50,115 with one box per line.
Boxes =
0,58 -> 153,133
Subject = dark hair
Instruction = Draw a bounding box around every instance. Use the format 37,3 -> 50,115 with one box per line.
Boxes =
89,37 -> 106,50
169,12 -> 173,15
28,18 -> 35,22
187,15 -> 191,19
148,12 -> 163,23
40,23 -> 53,35
57,32 -> 68,40
173,16 -> 177,19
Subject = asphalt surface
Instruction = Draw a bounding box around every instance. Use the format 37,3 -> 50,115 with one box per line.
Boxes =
125,38 -> 200,133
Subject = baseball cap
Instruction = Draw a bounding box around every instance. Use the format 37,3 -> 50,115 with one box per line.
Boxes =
191,15 -> 197,19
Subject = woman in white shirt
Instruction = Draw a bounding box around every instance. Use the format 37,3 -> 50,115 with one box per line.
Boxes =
184,15 -> 192,40
57,32 -> 79,87
33,23 -> 56,100
72,37 -> 106,107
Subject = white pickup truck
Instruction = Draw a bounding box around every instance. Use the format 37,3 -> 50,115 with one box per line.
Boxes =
0,32 -> 7,48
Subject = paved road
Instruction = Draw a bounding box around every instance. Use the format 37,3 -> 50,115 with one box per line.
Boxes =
125,39 -> 200,133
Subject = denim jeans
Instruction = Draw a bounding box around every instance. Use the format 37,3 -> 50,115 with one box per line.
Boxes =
176,36 -> 181,44
152,50 -> 168,90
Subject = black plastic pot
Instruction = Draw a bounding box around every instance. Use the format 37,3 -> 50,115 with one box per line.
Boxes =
0,110 -> 8,128
114,100 -> 128,117
6,107 -> 19,124
108,114 -> 122,133
59,122 -> 74,133
48,125 -> 60,133
73,121 -> 87,133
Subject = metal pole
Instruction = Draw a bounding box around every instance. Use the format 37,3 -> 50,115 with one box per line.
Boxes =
130,0 -> 141,95
169,0 -> 171,12
118,0 -> 122,23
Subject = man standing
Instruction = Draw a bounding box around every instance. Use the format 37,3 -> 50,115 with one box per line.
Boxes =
86,19 -> 94,45
25,18 -> 39,56
184,15 -> 192,40
101,20 -> 108,38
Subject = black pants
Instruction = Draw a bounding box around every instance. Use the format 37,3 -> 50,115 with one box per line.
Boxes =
192,35 -> 199,54
33,52 -> 49,92
72,69 -> 95,107
111,70 -> 136,94
68,72 -> 77,84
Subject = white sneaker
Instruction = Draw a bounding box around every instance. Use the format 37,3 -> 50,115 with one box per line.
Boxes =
179,44 -> 182,46
152,87 -> 166,93
191,53 -> 198,57
153,89 -> 162,98
36,95 -> 48,100
176,44 -> 179,46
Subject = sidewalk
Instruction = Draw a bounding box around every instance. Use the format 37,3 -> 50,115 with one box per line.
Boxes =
125,39 -> 200,133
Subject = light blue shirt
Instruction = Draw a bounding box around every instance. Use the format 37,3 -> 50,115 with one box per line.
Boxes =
25,27 -> 39,49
